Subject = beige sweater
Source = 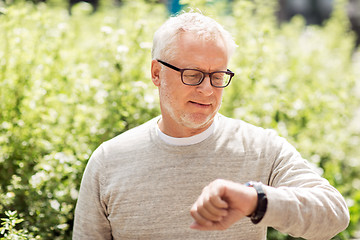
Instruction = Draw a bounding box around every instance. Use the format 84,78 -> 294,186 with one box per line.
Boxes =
73,114 -> 349,239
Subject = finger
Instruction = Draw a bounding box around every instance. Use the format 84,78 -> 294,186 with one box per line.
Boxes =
190,221 -> 214,231
196,205 -> 225,222
209,195 -> 228,209
200,198 -> 228,221
190,206 -> 214,228
192,195 -> 228,222
190,220 -> 228,231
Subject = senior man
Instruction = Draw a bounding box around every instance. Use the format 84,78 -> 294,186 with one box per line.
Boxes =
73,12 -> 349,240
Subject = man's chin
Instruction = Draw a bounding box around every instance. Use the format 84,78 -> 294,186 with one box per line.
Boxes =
181,113 -> 214,130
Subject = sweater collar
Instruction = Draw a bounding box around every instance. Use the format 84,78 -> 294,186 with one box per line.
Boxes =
156,116 -> 218,146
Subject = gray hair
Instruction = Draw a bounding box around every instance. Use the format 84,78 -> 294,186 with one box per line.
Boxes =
151,12 -> 237,62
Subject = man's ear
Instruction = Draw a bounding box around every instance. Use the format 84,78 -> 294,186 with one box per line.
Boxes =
151,59 -> 161,87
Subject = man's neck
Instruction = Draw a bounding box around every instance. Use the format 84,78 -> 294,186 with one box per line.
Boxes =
157,117 -> 218,146
158,118 -> 214,138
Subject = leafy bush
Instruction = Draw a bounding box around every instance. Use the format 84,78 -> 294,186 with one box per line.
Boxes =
0,210 -> 37,239
223,1 -> 360,239
0,1 -> 164,238
0,0 -> 359,239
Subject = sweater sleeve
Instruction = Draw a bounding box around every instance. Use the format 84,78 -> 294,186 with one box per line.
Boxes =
259,132 -> 350,240
73,145 -> 112,240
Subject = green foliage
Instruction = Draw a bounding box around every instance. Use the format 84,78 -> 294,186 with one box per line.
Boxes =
222,0 -> 360,239
0,210 -> 37,239
0,1 -> 164,239
0,0 -> 359,239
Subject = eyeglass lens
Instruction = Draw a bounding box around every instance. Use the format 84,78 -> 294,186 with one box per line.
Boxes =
182,69 -> 231,87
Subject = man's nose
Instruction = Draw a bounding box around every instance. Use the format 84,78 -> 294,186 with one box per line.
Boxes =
196,75 -> 213,96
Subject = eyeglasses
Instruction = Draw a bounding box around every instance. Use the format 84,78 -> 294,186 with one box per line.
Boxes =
157,60 -> 234,88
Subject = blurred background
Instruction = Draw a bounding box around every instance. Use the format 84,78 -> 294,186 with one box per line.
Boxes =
0,0 -> 359,239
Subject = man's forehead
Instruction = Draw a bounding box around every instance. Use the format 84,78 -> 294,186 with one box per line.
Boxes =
176,32 -> 227,51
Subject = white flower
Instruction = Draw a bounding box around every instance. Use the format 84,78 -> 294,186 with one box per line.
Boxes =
101,26 -> 113,34
140,42 -> 152,49
117,29 -> 126,35
117,45 -> 129,53
30,171 -> 47,188
95,89 -> 109,104
50,200 -> 60,211
57,22 -> 68,31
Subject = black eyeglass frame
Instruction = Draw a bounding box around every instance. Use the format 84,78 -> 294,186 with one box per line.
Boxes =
157,59 -> 234,88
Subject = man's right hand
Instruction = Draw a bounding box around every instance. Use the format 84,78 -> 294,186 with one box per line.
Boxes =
190,179 -> 258,231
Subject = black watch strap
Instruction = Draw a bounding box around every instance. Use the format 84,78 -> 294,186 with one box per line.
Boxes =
245,181 -> 268,224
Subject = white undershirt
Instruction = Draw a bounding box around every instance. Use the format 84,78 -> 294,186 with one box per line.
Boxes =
156,117 -> 218,146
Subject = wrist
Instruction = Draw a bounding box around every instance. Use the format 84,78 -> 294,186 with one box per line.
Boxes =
245,181 -> 268,224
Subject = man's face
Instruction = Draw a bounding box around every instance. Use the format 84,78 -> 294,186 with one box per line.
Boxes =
152,32 -> 228,137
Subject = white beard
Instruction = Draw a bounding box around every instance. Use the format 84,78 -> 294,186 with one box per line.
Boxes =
159,80 -> 222,131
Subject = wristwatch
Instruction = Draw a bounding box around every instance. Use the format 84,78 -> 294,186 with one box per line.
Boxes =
245,181 -> 268,224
